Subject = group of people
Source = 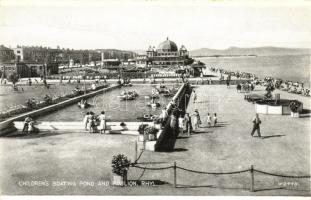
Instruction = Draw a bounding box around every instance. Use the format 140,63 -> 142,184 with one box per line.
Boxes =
210,67 -> 257,80
82,111 -> 107,134
190,102 -> 263,139
236,82 -> 255,93
191,109 -> 218,131
26,94 -> 53,109
210,66 -> 310,97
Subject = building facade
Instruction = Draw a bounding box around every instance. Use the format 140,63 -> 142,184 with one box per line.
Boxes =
0,62 -> 59,78
145,37 -> 189,67
13,46 -> 63,63
0,45 -> 15,63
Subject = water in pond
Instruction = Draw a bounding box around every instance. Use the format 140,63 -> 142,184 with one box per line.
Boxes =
39,85 -> 177,122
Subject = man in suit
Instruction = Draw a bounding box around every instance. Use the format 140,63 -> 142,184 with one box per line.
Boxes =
251,114 -> 262,138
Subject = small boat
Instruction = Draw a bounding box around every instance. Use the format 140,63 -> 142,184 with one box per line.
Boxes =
124,83 -> 132,87
145,94 -> 160,99
136,114 -> 155,122
78,102 -> 90,109
121,91 -> 138,97
162,90 -> 173,97
118,91 -> 138,100
118,95 -> 136,100
147,102 -> 161,108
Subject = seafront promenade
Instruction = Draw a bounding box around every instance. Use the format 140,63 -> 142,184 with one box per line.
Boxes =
0,79 -> 310,195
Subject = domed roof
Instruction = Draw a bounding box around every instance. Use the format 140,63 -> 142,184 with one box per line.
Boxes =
157,37 -> 178,52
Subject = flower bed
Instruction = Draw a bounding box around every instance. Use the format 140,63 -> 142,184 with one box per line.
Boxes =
255,99 -> 302,115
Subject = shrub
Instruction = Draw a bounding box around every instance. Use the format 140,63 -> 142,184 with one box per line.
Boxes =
111,154 -> 130,176
144,126 -> 158,136
289,100 -> 302,113
138,124 -> 148,135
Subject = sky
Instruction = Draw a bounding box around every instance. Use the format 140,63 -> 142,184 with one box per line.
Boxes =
0,0 -> 310,51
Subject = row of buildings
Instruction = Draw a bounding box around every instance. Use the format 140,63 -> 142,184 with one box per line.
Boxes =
0,38 -> 194,79
0,45 -> 136,78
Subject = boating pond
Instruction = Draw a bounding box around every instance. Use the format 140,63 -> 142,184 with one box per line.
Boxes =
39,84 -> 177,122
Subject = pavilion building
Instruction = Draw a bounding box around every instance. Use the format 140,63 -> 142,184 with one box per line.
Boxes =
141,37 -> 189,67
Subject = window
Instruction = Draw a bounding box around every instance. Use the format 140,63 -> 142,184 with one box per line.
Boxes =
17,50 -> 20,53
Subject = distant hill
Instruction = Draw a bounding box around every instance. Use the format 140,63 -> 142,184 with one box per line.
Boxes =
189,47 -> 310,57
131,50 -> 147,55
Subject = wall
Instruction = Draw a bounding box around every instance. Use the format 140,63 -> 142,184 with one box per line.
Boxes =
154,83 -> 191,152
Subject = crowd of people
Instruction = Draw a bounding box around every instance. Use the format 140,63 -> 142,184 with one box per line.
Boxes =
209,66 -> 310,97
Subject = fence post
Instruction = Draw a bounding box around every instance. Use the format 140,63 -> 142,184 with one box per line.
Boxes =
174,161 -> 177,188
134,141 -> 137,163
250,165 -> 254,192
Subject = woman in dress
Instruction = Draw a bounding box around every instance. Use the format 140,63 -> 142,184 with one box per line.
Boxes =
83,112 -> 89,131
98,111 -> 106,134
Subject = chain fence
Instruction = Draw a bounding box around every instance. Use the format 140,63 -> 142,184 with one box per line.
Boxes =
128,162 -> 311,192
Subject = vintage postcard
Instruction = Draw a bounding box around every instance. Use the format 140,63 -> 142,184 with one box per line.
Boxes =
0,0 -> 310,198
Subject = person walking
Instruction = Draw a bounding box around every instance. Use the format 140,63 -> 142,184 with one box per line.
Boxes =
98,111 -> 106,134
251,114 -> 262,138
206,113 -> 212,127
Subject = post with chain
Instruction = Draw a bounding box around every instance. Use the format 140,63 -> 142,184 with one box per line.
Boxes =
134,140 -> 137,163
250,165 -> 254,192
174,161 -> 177,188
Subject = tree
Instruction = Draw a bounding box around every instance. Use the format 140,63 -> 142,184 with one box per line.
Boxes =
8,72 -> 19,88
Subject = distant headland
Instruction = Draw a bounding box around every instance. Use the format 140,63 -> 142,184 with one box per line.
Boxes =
189,46 -> 310,57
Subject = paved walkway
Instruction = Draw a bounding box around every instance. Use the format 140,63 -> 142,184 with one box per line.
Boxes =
0,84 -> 309,195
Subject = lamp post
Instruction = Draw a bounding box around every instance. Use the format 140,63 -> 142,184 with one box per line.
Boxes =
84,71 -> 86,94
185,94 -> 189,112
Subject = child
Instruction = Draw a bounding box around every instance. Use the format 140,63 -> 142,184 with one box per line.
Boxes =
213,113 -> 217,127
28,120 -> 34,134
206,113 -> 212,127
83,112 -> 89,131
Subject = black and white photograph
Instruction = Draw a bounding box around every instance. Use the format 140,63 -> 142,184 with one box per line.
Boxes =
0,0 -> 310,198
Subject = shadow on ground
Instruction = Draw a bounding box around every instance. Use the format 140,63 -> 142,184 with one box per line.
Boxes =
261,134 -> 285,139
5,131 -> 68,139
174,148 -> 188,152
300,109 -> 311,118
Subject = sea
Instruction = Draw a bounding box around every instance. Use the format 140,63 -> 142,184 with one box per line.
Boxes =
198,54 -> 311,88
